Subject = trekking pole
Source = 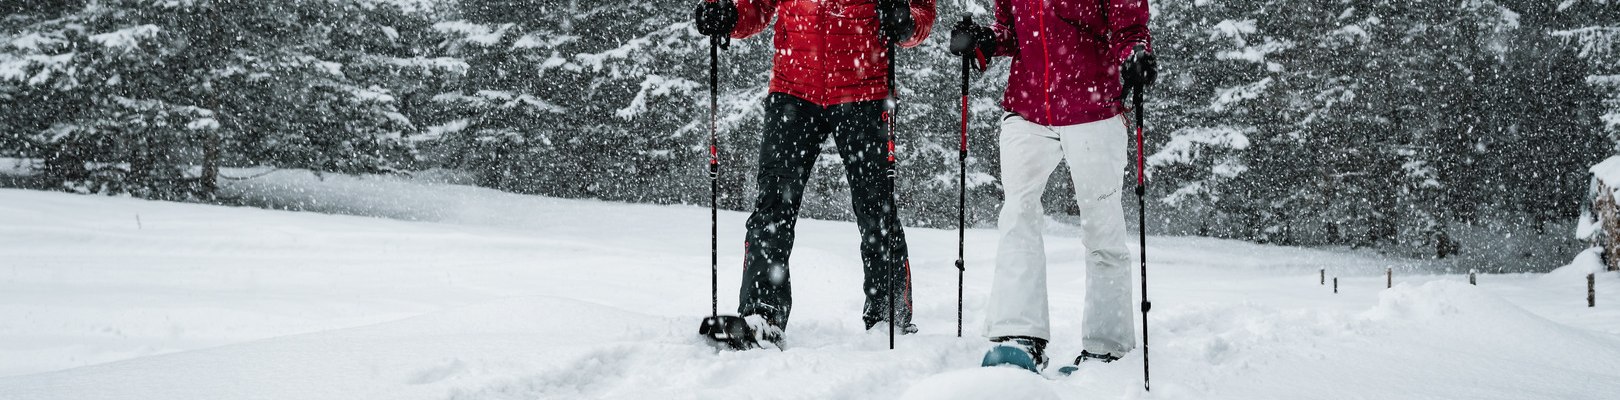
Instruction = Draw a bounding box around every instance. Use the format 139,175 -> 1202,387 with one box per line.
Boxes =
707,6 -> 727,320
1129,46 -> 1151,392
886,36 -> 899,351
955,19 -> 970,338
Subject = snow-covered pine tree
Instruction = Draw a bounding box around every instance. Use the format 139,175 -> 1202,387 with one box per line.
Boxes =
1148,0 -> 1281,241
0,0 -> 440,199
1,1 -> 222,198
430,0 -> 767,205
204,1 -> 443,178
1379,0 -> 1522,256
1553,0 -> 1620,148
1487,0 -> 1610,234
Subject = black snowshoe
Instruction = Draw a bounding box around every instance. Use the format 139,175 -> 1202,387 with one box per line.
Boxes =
863,317 -> 919,335
1056,350 -> 1121,375
699,314 -> 783,350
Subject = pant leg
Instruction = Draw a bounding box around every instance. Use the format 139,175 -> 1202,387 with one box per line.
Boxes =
738,93 -> 829,329
1055,115 -> 1135,356
827,99 -> 913,327
983,114 -> 1066,341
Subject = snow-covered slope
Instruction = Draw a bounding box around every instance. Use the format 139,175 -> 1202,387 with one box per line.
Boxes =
1,172 -> 1617,399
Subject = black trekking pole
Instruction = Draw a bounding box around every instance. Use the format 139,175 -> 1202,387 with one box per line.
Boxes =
1129,47 -> 1152,392
709,27 -> 722,322
885,37 -> 899,351
955,21 -> 970,338
695,1 -> 754,351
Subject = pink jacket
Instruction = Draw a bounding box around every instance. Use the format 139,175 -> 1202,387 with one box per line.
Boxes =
986,0 -> 1152,126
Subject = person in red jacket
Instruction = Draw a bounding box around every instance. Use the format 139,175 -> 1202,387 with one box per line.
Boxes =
695,0 -> 935,345
949,0 -> 1157,370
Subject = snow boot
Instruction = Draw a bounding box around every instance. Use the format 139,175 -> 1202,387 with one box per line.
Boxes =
981,336 -> 1048,373
864,318 -> 919,335
742,314 -> 785,349
1057,350 -> 1121,375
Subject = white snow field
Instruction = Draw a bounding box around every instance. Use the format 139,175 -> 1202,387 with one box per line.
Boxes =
2,171 -> 1619,400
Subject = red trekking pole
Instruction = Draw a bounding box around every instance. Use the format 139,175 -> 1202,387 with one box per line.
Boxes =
954,15 -> 974,338
1128,44 -> 1153,392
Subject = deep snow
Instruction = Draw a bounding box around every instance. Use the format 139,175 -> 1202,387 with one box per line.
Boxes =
1,171 -> 1618,399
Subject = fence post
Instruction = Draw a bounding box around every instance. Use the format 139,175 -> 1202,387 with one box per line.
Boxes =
1386,267 -> 1392,289
1333,277 -> 1338,294
1320,268 -> 1325,286
1469,269 -> 1477,286
1591,273 -> 1597,308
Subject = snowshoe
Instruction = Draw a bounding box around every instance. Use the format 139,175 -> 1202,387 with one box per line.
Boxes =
1056,350 -> 1121,376
698,314 -> 782,350
863,318 -> 919,335
981,336 -> 1048,373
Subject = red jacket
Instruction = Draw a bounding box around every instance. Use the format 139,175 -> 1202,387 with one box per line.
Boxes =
986,0 -> 1152,126
731,0 -> 936,107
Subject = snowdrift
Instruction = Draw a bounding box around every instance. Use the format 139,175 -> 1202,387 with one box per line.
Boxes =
1,171 -> 1618,399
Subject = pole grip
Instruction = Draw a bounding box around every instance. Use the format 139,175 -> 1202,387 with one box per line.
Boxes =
1134,89 -> 1145,186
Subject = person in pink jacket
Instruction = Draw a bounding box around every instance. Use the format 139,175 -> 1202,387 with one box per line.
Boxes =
948,0 -> 1157,371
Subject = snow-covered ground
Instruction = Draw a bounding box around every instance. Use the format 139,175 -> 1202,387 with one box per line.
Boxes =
1,171 -> 1618,399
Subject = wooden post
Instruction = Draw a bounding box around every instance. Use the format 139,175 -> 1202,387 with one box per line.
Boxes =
1386,267 -> 1392,289
1333,277 -> 1338,294
1469,269 -> 1477,285
1320,268 -> 1325,286
1591,273 -> 1597,308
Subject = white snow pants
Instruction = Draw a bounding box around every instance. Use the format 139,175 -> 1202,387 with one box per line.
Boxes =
983,113 -> 1136,357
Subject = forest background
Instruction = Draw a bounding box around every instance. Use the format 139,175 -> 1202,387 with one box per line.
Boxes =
2,0 -> 1617,271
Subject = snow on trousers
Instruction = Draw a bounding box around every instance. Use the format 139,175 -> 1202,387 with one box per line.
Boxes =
738,92 -> 912,329
983,113 -> 1135,356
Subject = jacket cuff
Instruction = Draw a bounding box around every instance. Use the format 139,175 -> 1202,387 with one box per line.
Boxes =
1115,40 -> 1149,65
899,4 -> 933,48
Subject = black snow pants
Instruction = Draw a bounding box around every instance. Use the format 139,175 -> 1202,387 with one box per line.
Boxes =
738,92 -> 912,330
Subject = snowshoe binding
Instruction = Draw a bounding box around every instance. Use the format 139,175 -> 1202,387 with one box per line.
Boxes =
1056,350 -> 1121,376
981,336 -> 1048,373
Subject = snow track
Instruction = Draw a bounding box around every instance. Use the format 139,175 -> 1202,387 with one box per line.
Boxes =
1,172 -> 1618,399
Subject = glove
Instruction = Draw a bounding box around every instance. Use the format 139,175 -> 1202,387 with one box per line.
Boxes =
1121,44 -> 1158,90
695,1 -> 738,37
947,17 -> 995,58
877,0 -> 915,44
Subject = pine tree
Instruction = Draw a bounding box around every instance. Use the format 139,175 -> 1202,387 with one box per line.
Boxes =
1552,0 -> 1620,148
0,0 -> 443,199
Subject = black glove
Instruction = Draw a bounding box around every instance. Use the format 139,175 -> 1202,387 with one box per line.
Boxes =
1121,44 -> 1158,89
947,17 -> 995,58
695,1 -> 738,37
877,0 -> 914,44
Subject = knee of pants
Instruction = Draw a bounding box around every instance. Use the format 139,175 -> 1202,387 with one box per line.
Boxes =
1071,183 -> 1123,208
847,172 -> 886,190
1080,233 -> 1130,269
755,166 -> 805,200
848,182 -> 894,208
998,196 -> 1044,223
1087,245 -> 1131,267
758,165 -> 807,186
